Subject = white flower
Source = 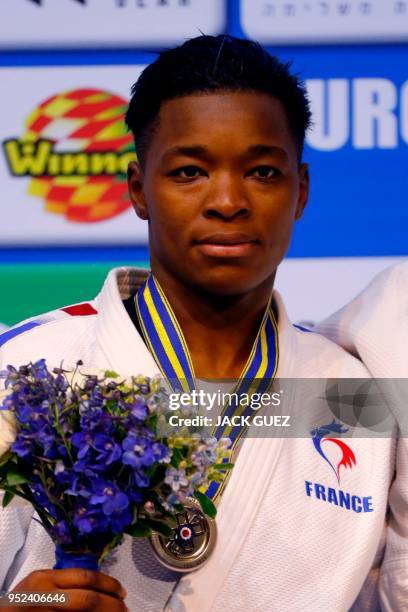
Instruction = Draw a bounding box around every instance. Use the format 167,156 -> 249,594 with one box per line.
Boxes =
0,407 -> 17,458
0,383 -> 16,458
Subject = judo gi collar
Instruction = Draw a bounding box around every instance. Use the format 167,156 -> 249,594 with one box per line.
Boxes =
94,267 -> 295,382
134,273 -> 279,389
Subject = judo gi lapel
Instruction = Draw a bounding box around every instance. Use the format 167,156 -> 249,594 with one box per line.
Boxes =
94,268 -> 162,377
166,290 -> 298,612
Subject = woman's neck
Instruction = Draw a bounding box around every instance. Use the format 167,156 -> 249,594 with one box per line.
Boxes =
150,269 -> 275,378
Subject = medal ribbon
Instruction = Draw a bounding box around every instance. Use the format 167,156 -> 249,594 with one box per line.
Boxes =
135,274 -> 279,502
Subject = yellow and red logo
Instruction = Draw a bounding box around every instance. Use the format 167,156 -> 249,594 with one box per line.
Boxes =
3,88 -> 136,223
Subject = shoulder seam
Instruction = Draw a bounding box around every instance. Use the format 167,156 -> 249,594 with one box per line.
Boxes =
0,308 -> 97,349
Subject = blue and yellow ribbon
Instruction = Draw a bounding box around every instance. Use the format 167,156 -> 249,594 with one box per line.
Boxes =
135,274 -> 279,501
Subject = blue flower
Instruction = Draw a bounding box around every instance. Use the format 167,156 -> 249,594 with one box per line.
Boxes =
17,404 -> 47,426
36,424 -> 57,457
90,481 -> 130,517
152,442 -> 170,463
88,388 -> 103,408
122,434 -> 156,469
128,399 -> 148,422
12,436 -> 34,458
93,434 -> 121,465
1,360 -> 217,555
64,475 -> 90,499
129,469 -> 150,489
31,359 -> 50,381
110,506 -> 133,534
163,489 -> 189,511
190,471 -> 206,487
192,439 -> 217,468
51,519 -> 72,545
82,480 -> 134,534
71,431 -> 94,459
73,505 -> 109,535
73,459 -> 104,478
164,467 -> 189,492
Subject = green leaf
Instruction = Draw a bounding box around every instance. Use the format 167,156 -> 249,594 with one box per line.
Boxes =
139,518 -> 173,538
170,447 -> 183,468
0,451 -> 13,468
148,465 -> 166,488
124,523 -> 152,538
147,414 -> 158,435
194,490 -> 217,519
104,370 -> 119,379
99,534 -> 124,565
2,490 -> 15,508
213,463 -> 234,470
208,473 -> 223,483
6,470 -> 29,486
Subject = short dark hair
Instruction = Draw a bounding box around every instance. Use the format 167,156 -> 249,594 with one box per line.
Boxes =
125,35 -> 311,164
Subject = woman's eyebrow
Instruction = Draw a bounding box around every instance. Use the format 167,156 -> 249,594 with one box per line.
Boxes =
246,144 -> 289,160
160,144 -> 289,163
161,145 -> 210,162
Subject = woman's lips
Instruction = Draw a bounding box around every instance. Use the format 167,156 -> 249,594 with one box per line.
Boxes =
194,233 -> 259,258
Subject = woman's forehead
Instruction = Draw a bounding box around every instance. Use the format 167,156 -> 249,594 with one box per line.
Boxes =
149,91 -> 295,159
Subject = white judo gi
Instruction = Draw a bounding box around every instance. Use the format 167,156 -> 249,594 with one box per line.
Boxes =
0,268 -> 401,611
318,261 -> 408,611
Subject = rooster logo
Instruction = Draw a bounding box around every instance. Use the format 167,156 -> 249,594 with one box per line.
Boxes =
311,420 -> 356,484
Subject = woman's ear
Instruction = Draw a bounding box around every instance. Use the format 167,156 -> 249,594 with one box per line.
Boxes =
127,161 -> 149,220
295,163 -> 309,221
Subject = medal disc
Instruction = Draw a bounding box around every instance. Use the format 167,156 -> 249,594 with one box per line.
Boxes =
150,497 -> 217,572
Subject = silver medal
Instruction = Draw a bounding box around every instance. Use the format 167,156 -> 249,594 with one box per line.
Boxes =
150,497 -> 217,572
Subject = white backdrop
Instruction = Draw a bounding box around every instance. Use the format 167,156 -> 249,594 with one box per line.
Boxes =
275,256 -> 405,324
242,0 -> 408,44
0,0 -> 226,47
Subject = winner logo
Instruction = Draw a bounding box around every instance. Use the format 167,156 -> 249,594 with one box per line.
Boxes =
3,88 -> 135,223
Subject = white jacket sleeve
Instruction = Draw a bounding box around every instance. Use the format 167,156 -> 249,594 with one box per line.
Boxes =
317,262 -> 408,611
378,437 -> 408,611
0,504 -> 34,590
0,346 -> 33,590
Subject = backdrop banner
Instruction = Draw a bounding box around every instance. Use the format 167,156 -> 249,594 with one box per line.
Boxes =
1,65 -> 148,245
1,60 -> 407,256
0,0 -> 227,48
242,0 -> 408,44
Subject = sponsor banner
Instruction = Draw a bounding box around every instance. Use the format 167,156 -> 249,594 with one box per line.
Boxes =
287,44 -> 408,258
241,0 -> 408,44
0,65 -> 149,245
0,0 -> 226,48
1,53 -> 407,255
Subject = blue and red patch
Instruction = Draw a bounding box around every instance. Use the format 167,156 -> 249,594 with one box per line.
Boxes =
307,420 -> 373,513
0,302 -> 97,348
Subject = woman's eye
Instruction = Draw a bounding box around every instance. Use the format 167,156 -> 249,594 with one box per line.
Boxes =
250,165 -> 280,179
171,165 -> 204,179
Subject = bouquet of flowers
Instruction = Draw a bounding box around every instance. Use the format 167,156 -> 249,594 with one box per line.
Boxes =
0,360 -> 231,570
